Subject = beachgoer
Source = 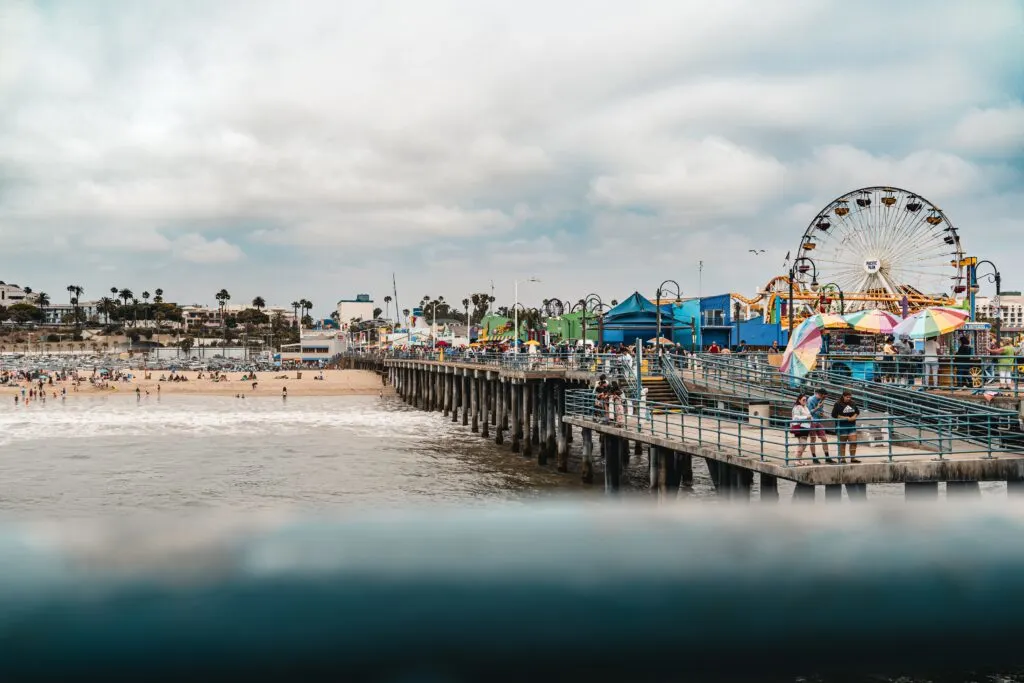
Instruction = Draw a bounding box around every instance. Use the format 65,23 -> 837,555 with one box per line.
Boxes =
282,387 -> 287,399
831,390 -> 862,464
790,395 -> 813,465
806,388 -> 832,464
708,342 -> 721,354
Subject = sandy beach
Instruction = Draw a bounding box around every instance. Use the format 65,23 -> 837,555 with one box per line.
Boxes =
0,369 -> 387,398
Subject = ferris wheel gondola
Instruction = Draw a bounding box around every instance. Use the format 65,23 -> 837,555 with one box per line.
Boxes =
791,186 -> 964,312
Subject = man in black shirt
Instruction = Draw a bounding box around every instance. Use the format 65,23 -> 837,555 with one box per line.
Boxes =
830,390 -> 862,464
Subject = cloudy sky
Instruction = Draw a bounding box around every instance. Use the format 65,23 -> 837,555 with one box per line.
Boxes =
1,0 -> 1021,316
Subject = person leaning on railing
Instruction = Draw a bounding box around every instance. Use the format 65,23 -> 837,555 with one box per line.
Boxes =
830,390 -> 862,464
789,395 -> 813,466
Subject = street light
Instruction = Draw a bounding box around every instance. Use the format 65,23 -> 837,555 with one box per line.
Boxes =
818,282 -> 846,314
655,279 -> 682,356
973,259 -> 1003,336
788,257 -> 818,333
514,278 -> 540,348
429,296 -> 445,353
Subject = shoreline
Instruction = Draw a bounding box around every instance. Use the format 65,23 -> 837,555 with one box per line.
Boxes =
0,369 -> 386,399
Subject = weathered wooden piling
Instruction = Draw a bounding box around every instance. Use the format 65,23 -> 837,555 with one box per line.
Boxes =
581,427 -> 594,484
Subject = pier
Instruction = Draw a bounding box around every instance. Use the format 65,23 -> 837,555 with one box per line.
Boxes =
379,352 -> 1024,500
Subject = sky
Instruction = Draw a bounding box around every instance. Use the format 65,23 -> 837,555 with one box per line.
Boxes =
1,0 -> 1022,318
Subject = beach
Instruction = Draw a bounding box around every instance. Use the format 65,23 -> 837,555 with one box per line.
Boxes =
0,369 -> 386,398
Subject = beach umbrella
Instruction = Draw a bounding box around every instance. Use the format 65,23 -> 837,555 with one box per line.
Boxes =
646,337 -> 675,346
780,320 -> 823,379
843,309 -> 900,334
524,340 -> 541,346
892,307 -> 969,339
805,313 -> 849,330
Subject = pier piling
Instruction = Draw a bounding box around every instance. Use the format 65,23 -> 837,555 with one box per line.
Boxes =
581,427 -> 594,484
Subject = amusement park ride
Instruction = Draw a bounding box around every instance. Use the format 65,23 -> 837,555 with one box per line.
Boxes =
736,186 -> 976,330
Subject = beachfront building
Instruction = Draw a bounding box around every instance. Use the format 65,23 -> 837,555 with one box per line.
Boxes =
41,301 -> 101,326
336,294 -> 375,325
976,293 -> 1024,334
278,330 -> 346,364
0,282 -> 33,304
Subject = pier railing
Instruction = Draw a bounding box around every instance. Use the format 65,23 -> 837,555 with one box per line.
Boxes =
817,352 -> 1024,398
565,389 -> 1013,465
672,352 -> 1023,449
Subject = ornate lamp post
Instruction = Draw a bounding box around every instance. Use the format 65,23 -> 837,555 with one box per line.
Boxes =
817,282 -> 846,315
655,279 -> 682,355
972,259 -> 1002,337
788,256 -> 819,333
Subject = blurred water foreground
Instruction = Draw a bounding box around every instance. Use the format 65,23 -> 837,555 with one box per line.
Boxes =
2,500 -> 1024,682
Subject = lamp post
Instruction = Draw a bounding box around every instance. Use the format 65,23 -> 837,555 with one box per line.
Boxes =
655,279 -> 682,356
788,256 -> 819,334
973,259 -> 1003,337
514,278 -> 540,349
579,294 -> 604,349
818,282 -> 846,314
429,297 -> 444,353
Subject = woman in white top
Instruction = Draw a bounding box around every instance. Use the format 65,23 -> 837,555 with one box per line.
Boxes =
790,394 -> 813,465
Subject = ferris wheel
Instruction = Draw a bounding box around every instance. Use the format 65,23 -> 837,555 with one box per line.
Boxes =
792,186 -> 965,310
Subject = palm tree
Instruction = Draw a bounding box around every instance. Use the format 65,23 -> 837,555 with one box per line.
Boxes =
153,288 -> 164,304
216,289 -> 231,341
131,298 -> 140,326
299,299 -> 313,327
36,292 -> 50,325
383,295 -> 393,321
118,288 -> 133,327
290,301 -> 300,329
462,298 -> 471,325
98,297 -> 114,325
142,291 -> 150,323
252,296 -> 265,312
67,285 -> 83,330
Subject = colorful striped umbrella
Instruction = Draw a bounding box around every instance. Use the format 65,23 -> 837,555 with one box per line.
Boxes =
780,319 -> 823,378
843,309 -> 900,334
892,307 -> 969,339
805,313 -> 850,330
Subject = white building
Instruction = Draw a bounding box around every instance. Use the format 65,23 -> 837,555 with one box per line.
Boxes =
279,331 -> 346,364
976,293 -> 1024,332
41,301 -> 101,325
0,282 -> 32,305
336,294 -> 375,325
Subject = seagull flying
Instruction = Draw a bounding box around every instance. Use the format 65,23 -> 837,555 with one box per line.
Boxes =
748,249 -> 766,255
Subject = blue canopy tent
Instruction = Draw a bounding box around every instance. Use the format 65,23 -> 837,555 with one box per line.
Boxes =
600,292 -> 692,345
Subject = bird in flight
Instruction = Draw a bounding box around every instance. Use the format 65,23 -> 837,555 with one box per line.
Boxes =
748,249 -> 766,255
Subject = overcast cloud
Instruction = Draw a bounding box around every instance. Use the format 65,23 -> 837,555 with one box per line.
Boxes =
1,0 -> 1021,314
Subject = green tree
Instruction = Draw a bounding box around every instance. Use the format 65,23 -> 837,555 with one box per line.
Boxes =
215,289 -> 231,341
142,291 -> 151,322
153,288 -> 164,304
8,303 -> 43,323
252,296 -> 265,312
36,292 -> 50,324
66,284 -> 83,331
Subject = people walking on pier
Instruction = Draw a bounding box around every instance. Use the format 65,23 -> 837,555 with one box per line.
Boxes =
991,338 -> 1016,391
831,390 -> 861,463
790,395 -> 813,465
807,388 -> 833,464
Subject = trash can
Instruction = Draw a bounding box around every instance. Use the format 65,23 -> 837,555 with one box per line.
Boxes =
296,371 -> 303,380
748,402 -> 770,427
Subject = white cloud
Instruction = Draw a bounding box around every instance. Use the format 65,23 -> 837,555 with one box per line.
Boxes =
171,234 -> 243,264
0,0 -> 1020,311
949,103 -> 1024,155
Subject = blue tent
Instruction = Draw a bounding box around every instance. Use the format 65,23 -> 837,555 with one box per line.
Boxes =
601,292 -> 675,345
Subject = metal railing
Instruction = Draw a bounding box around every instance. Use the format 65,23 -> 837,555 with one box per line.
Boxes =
672,352 -> 1023,450
566,389 -> 1016,464
659,352 -> 690,406
818,352 -> 1024,398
